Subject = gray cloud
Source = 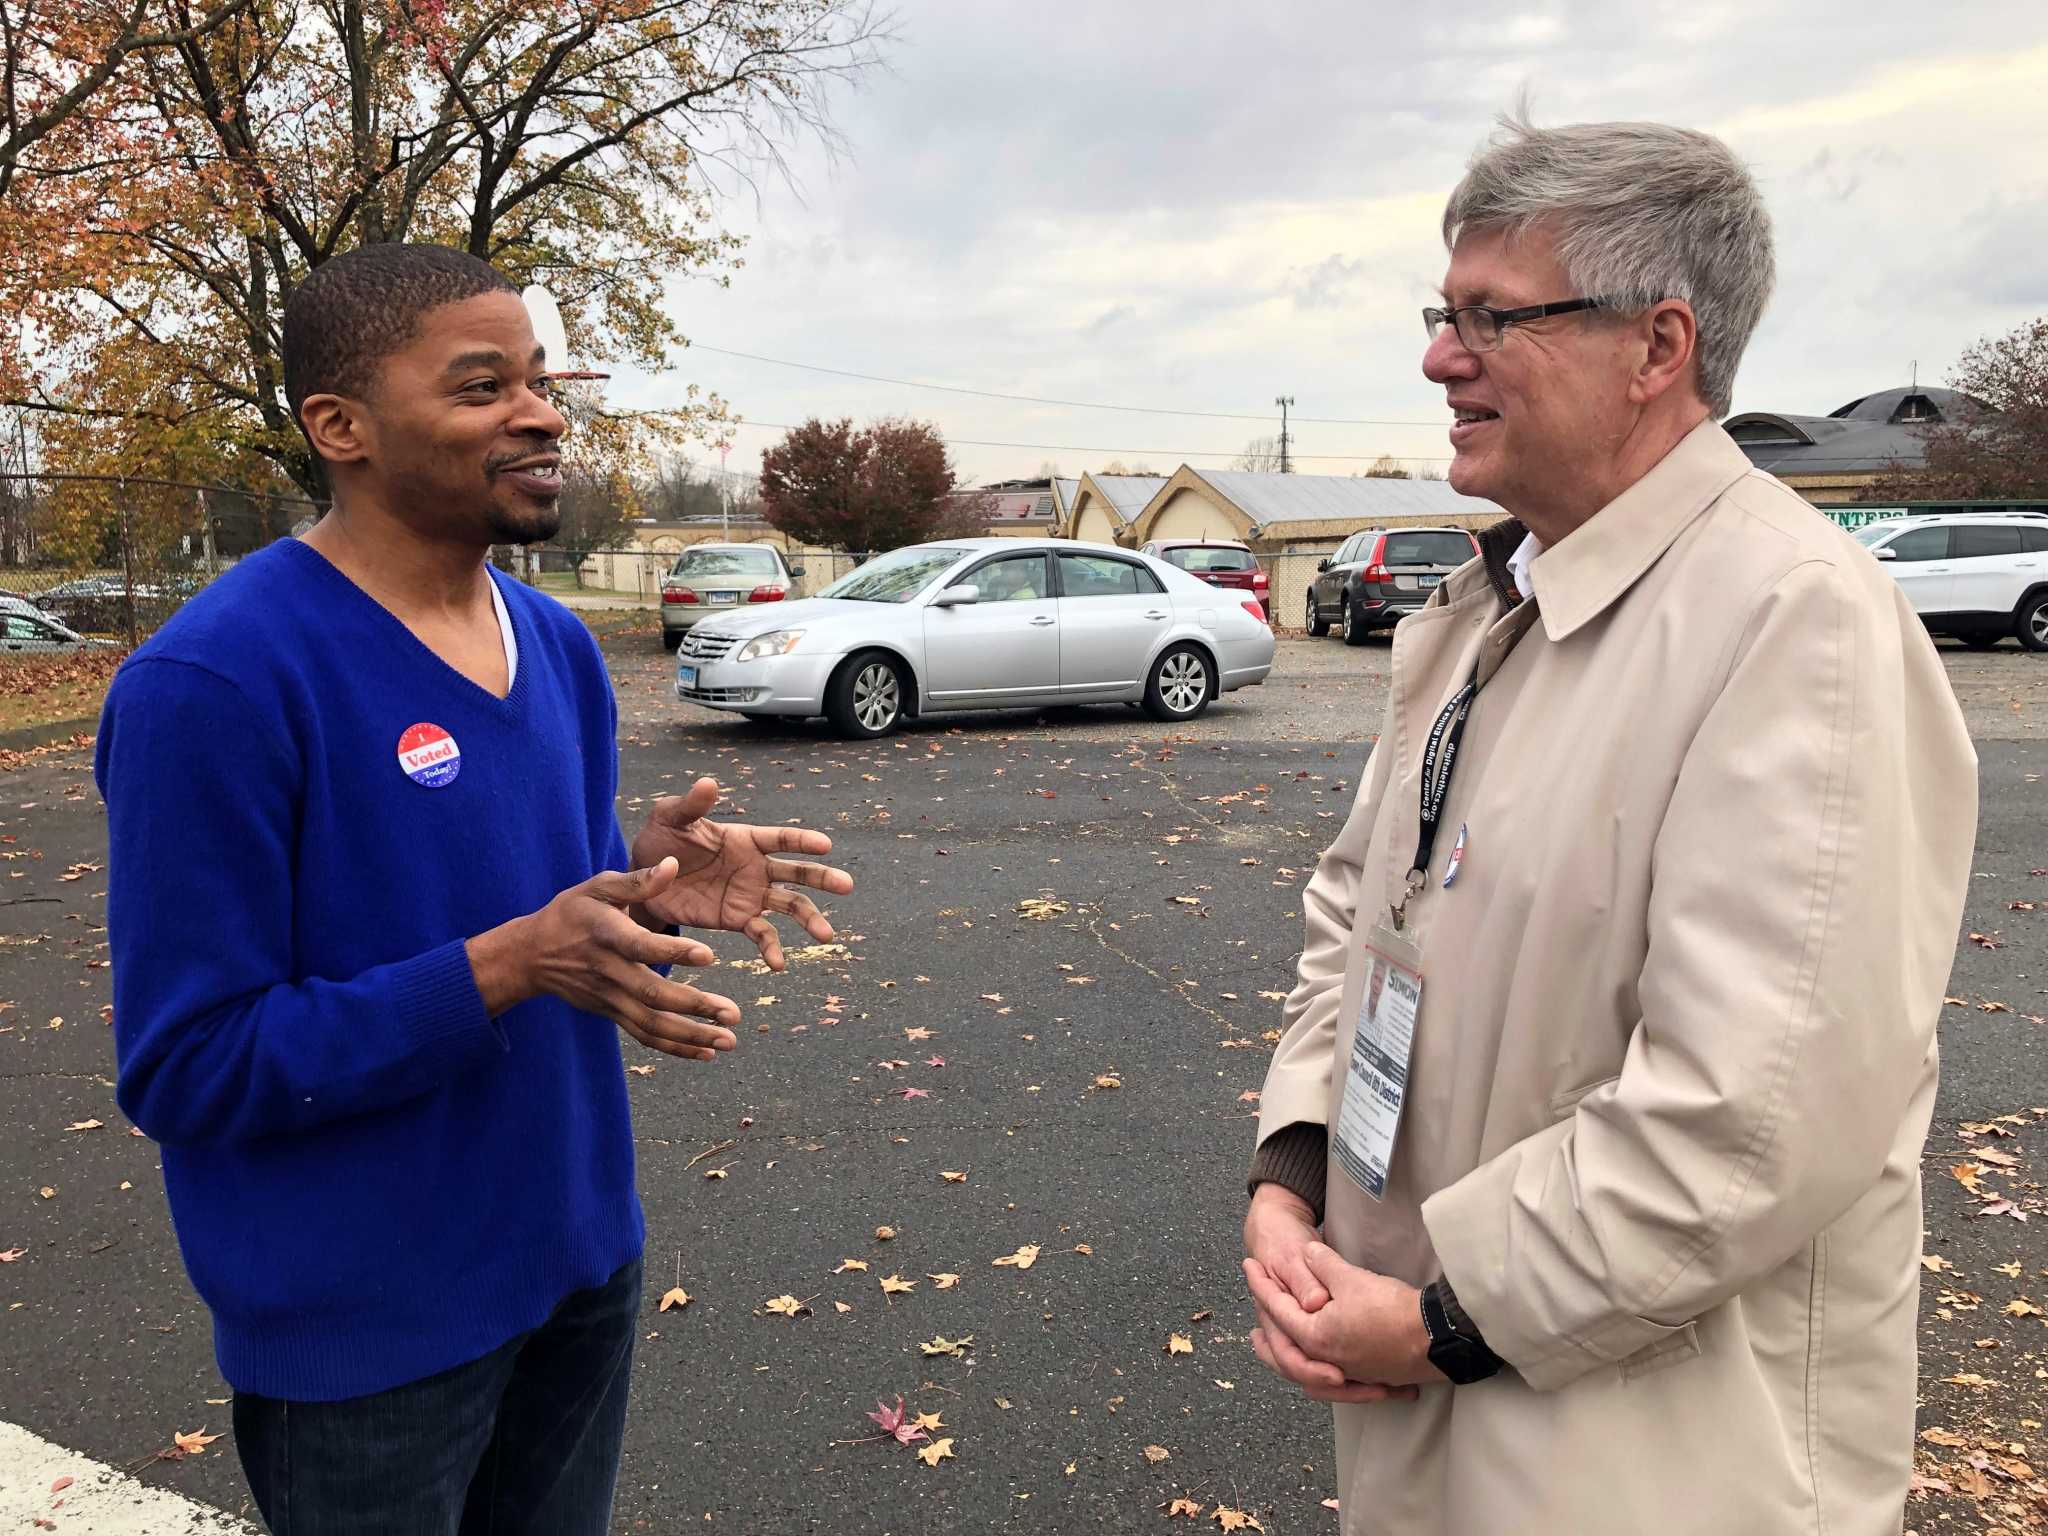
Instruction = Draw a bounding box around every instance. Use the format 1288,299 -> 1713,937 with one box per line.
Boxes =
632,0 -> 2048,481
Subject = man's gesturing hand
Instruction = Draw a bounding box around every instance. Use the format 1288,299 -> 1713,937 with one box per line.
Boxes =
629,776 -> 855,971
467,858 -> 742,1062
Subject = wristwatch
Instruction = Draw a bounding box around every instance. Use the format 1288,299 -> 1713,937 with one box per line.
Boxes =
1419,1278 -> 1503,1384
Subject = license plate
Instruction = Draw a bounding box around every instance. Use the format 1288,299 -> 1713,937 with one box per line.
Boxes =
678,665 -> 698,689
708,590 -> 739,604
1419,573 -> 1442,588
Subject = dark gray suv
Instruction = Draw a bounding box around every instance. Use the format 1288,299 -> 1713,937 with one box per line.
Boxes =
1306,527 -> 1479,644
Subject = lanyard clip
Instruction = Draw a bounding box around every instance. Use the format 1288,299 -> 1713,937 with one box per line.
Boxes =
1389,866 -> 1427,931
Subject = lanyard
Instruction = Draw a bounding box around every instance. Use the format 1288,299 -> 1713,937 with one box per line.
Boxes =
1391,671 -> 1479,930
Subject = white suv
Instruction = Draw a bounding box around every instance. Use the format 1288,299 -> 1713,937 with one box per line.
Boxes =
1853,512 -> 2048,651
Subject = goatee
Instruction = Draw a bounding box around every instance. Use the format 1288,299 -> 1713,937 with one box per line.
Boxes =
486,502 -> 562,545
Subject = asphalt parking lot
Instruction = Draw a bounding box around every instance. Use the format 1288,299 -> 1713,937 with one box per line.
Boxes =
0,619 -> 2043,1533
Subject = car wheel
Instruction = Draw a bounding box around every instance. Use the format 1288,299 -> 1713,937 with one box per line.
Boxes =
1305,592 -> 1330,637
827,651 -> 906,738
1143,644 -> 1214,722
1341,598 -> 1369,647
2019,591 -> 2048,653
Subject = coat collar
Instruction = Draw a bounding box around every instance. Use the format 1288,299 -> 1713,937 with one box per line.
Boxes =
1515,419 -> 1755,642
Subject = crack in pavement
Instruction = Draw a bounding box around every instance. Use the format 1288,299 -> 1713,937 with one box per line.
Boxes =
1081,905 -> 1234,1032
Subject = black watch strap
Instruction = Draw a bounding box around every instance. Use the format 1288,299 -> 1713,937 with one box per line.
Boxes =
1420,1279 -> 1503,1385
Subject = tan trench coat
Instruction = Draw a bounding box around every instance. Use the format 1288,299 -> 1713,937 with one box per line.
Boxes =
1256,422 -> 1977,1535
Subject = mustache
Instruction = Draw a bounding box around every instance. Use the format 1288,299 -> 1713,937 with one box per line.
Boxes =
485,445 -> 561,473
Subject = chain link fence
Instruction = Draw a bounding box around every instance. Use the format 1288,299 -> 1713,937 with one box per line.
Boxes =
0,471 -> 319,649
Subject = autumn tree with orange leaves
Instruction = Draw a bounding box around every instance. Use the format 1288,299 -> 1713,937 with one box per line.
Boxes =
0,0 -> 888,522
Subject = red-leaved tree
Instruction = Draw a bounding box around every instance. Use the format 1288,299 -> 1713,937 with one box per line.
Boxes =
759,416 -> 981,552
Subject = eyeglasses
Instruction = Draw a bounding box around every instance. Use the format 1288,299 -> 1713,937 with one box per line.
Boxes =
1422,298 -> 1605,353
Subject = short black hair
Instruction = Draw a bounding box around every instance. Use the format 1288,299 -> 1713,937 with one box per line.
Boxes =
281,243 -> 518,423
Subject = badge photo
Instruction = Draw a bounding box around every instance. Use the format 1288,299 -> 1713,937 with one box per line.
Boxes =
396,722 -> 462,789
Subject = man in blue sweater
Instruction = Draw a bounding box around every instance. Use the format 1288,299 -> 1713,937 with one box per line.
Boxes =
94,243 -> 852,1534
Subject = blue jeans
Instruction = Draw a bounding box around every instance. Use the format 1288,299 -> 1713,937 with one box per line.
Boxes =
233,1258 -> 642,1536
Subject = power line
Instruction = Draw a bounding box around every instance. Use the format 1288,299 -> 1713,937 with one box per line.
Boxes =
684,343 -> 1445,428
706,417 -> 1453,464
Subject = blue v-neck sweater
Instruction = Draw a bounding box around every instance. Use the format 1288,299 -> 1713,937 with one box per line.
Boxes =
94,538 -> 644,1402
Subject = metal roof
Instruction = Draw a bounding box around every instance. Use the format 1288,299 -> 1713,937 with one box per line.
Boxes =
1087,474 -> 1169,524
1052,477 -> 1080,514
1186,470 -> 1502,528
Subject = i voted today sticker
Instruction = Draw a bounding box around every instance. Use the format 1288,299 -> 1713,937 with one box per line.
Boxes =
396,722 -> 462,789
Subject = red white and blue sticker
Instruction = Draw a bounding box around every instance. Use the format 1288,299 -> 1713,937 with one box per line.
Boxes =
1442,822 -> 1467,888
396,722 -> 462,789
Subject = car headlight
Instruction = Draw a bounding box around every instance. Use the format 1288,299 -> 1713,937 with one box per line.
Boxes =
736,629 -> 805,662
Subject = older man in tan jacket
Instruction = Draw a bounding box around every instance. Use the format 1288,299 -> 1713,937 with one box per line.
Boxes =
1243,116 -> 1977,1535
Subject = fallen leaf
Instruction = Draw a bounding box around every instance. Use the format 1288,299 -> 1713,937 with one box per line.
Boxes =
1214,1379 -> 1234,1389
1980,1000 -> 2012,1014
1094,1075 -> 1122,1090
876,1226 -> 897,1241
880,1274 -> 916,1295
993,1244 -> 1041,1269
1072,1242 -> 1093,1256
1165,1498 -> 1203,1518
703,1166 -> 730,1180
0,1249 -> 23,1263
920,1334 -> 973,1357
916,1436 -> 956,1467
1190,1309 -> 1213,1323
1321,1498 -> 1341,1513
49,1476 -> 73,1494
1944,1371 -> 1996,1387
64,1119 -> 102,1132
899,1087 -> 930,1100
2004,1298 -> 2045,1317
172,1427 -> 221,1455
940,1171 -> 968,1183
625,1064 -> 656,1076
867,1395 -> 928,1446
904,1027 -> 934,1042
1166,1333 -> 1194,1356
835,1258 -> 871,1274
1143,1444 -> 1171,1463
1017,898 -> 1069,920
1211,1508 -> 1264,1532
913,1411 -> 946,1433
1236,1090 -> 1260,1104
658,1287 -> 691,1312
1922,1253 -> 1956,1273
38,1187 -> 53,1200
1970,932 -> 2006,950
1996,1260 -> 2024,1278
1973,1199 -> 2029,1222
1952,1163 -> 1988,1196
762,1294 -> 808,1317
928,1273 -> 960,1289
1921,1426 -> 1970,1447
834,1301 -> 853,1313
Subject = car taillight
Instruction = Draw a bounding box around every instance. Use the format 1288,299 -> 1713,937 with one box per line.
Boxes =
664,586 -> 698,605
1362,561 -> 1390,583
747,585 -> 785,603
1252,569 -> 1269,593
1242,599 -> 1268,624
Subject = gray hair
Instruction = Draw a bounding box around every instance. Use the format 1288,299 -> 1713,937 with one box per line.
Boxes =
1442,114 -> 1774,417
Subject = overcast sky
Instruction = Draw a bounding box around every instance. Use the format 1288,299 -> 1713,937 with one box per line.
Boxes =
603,1 -> 2048,487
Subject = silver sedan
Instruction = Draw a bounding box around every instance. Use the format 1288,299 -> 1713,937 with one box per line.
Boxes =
673,539 -> 1275,738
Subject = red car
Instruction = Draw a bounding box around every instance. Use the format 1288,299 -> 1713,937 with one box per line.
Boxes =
1138,538 -> 1270,622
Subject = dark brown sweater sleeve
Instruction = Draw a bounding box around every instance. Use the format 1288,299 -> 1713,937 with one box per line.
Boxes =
1247,1121 -> 1329,1224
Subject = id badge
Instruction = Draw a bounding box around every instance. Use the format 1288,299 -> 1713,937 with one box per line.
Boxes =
1331,925 -> 1424,1201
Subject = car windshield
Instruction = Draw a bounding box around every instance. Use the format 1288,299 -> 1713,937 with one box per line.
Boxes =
1162,546 -> 1254,573
1851,522 -> 1908,547
671,548 -> 781,578
818,546 -> 968,603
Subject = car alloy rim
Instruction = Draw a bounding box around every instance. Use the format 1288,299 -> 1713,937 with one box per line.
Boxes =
1160,652 -> 1207,713
1341,603 -> 1352,639
2033,604 -> 2048,644
854,664 -> 899,729
1307,595 -> 1316,629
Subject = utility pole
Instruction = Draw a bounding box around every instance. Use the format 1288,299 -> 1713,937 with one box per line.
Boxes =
1275,395 -> 1295,474
719,441 -> 732,539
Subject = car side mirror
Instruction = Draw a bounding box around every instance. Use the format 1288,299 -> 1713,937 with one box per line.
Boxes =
1317,559 -> 1331,573
932,584 -> 980,607
788,563 -> 806,578
1872,546 -> 1897,561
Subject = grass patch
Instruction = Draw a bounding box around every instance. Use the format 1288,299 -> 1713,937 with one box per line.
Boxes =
0,650 -> 126,735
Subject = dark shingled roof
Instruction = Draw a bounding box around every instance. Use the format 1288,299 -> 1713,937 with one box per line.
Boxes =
1725,386 -> 1994,477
